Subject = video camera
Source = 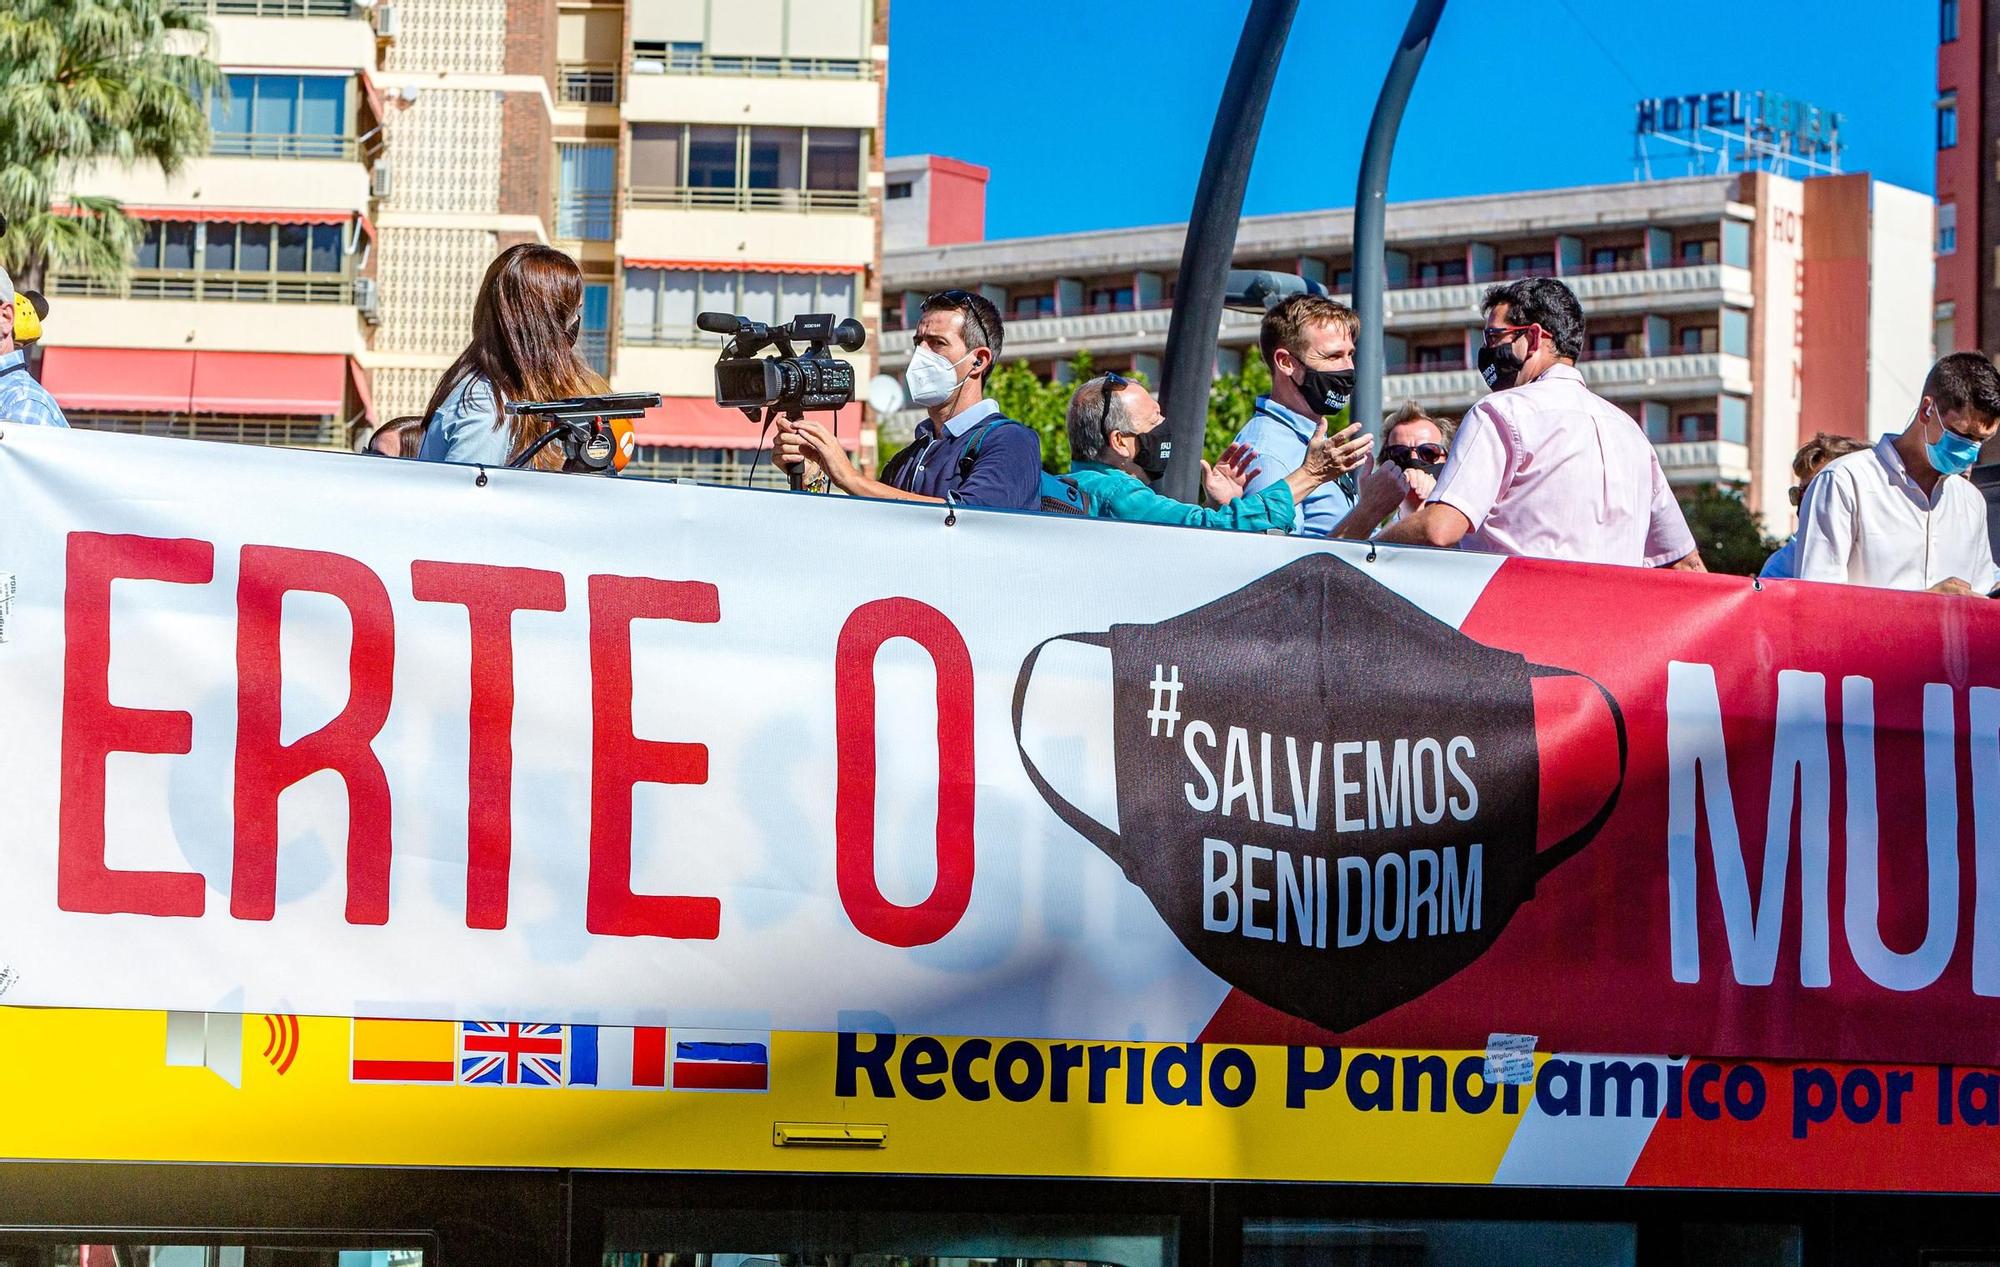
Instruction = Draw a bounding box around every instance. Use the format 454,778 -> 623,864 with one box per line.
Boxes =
700,311 -> 866,420
503,391 -> 661,474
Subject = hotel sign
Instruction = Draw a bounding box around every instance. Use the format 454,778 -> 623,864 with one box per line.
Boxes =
1634,90 -> 1842,160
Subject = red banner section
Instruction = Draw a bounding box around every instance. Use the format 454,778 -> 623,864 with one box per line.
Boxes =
1205,555 -> 2000,1066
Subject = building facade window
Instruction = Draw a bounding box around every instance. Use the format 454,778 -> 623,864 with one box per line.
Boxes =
207,73 -> 350,158
887,181 -> 913,199
1720,395 -> 1748,444
1413,258 -> 1467,287
622,268 -> 859,345
58,217 -> 353,302
1939,92 -> 1959,149
1501,250 -> 1555,278
558,142 -> 617,239
1010,293 -> 1056,320
1722,220 -> 1751,267
1721,308 -> 1750,358
626,124 -> 868,212
1943,0 -> 1960,41
1086,285 -> 1135,313
580,282 -> 611,373
1939,201 -> 1958,254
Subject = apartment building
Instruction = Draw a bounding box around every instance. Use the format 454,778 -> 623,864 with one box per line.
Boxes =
1937,0 -> 1988,356
881,168 -> 1934,533
37,0 -> 885,477
42,0 -> 383,448
607,0 -> 884,480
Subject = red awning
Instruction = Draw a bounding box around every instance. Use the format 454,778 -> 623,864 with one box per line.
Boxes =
635,396 -> 861,450
58,204 -> 356,226
348,358 -> 376,429
42,348 -> 351,417
621,258 -> 860,276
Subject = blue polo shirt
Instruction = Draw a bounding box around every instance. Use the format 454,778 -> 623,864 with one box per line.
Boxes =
885,398 -> 1041,510
1232,395 -> 1355,536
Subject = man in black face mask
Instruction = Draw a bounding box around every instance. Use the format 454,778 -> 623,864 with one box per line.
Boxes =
1228,294 -> 1374,536
1065,373 -> 1351,530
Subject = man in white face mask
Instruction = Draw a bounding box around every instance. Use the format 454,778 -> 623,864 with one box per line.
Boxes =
774,288 -> 1041,510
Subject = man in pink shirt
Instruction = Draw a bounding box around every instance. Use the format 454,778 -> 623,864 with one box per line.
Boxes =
1349,277 -> 1704,570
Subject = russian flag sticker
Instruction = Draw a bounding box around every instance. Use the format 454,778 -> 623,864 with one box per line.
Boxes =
669,1029 -> 770,1092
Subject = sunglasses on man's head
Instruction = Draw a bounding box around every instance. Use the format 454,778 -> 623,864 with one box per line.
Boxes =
1383,443 -> 1448,467
1097,371 -> 1131,435
926,288 -> 990,349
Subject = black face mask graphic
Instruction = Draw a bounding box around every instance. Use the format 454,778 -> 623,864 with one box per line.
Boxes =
1294,365 -> 1356,417
1013,553 -> 1625,1032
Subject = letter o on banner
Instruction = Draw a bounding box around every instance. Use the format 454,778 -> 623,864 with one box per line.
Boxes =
835,598 -> 977,947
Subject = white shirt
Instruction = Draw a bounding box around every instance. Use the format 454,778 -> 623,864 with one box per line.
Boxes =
1792,433 -> 1998,592
1427,364 -> 1696,567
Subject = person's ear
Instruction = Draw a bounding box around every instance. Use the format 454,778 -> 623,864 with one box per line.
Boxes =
1271,347 -> 1295,378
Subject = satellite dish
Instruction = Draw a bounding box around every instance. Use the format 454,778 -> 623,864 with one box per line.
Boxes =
866,373 -> 906,415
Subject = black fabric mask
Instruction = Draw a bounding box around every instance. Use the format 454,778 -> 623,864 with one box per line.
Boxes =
1131,426 -> 1172,481
1013,553 -> 1626,1032
1294,366 -> 1356,417
1482,341 -> 1524,389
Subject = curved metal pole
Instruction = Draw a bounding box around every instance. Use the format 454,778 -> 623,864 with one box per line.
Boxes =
1157,0 -> 1300,504
1352,0 -> 1448,436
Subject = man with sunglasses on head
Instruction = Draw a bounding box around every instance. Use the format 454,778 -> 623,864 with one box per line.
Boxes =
1346,277 -> 1703,570
1791,352 -> 2000,595
1064,372 -> 1350,530
774,288 -> 1040,510
1230,294 -> 1375,535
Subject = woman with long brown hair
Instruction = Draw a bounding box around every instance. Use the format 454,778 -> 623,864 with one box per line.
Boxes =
417,244 -> 607,468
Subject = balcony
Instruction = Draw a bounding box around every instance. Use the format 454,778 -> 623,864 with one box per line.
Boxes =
555,192 -> 616,241
630,49 -> 871,80
558,64 -> 619,105
209,131 -> 358,161
622,71 -> 878,129
52,272 -> 355,304
879,265 -> 1750,371
187,0 -> 355,13
626,186 -> 868,214
1656,439 -> 1753,486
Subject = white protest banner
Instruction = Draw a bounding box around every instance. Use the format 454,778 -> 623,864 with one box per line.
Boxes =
6,425 -> 2000,1068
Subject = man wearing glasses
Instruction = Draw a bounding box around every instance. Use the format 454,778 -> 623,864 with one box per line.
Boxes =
1352,277 -> 1704,570
1063,373 -> 1356,529
1230,294 -> 1373,535
774,288 -> 1040,510
1335,401 -> 1454,533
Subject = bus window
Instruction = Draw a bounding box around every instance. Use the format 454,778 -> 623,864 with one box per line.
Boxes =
1242,1219 -> 1635,1267
604,1208 -> 1177,1267
0,1246 -> 426,1267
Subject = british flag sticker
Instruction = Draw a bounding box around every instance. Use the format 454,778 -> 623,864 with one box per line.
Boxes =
458,1021 -> 567,1086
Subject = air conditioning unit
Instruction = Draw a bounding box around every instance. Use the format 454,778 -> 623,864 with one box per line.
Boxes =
370,158 -> 393,200
375,4 -> 398,41
355,276 -> 382,325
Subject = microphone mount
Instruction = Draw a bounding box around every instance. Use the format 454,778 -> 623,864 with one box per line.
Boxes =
504,391 -> 661,474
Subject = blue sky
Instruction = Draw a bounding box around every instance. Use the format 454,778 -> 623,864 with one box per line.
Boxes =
884,0 -> 1937,240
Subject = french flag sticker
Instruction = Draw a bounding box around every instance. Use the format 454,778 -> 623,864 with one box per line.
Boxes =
669,1029 -> 770,1092
569,1026 -> 668,1090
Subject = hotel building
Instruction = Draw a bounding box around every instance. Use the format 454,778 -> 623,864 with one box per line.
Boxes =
881,168 -> 1934,534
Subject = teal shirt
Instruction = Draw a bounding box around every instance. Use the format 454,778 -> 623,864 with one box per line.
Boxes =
1068,460 -> 1296,532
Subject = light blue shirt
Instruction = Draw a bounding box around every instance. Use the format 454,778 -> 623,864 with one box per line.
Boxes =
1759,537 -> 1796,579
0,349 -> 69,428
418,373 -> 512,466
1232,395 -> 1354,536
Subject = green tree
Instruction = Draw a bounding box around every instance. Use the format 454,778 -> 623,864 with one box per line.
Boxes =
988,350 -> 1098,472
0,0 -> 217,293
1677,483 -> 1777,576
